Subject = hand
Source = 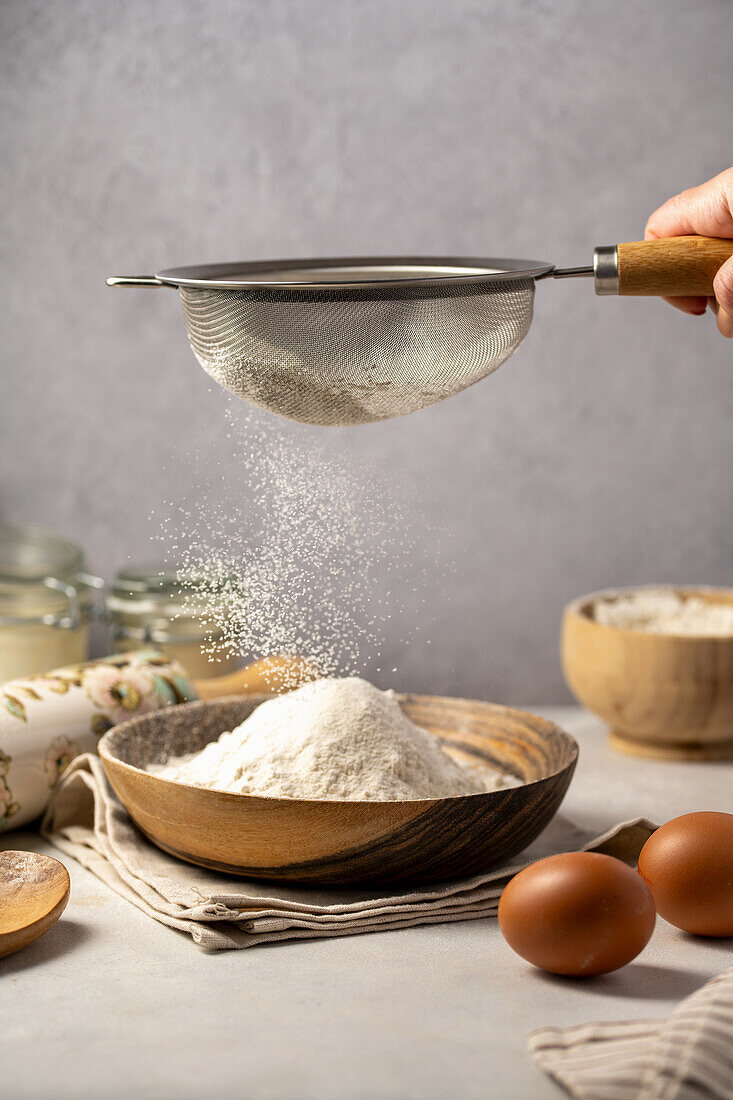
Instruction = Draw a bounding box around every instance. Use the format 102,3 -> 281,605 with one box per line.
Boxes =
645,167 -> 733,338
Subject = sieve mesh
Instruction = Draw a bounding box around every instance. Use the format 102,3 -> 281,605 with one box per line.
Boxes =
179,278 -> 535,426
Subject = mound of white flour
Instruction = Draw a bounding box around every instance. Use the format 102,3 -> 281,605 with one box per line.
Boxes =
148,677 -> 519,801
593,589 -> 733,636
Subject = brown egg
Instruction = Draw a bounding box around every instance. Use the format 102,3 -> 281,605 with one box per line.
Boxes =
638,812 -> 733,937
497,851 -> 656,976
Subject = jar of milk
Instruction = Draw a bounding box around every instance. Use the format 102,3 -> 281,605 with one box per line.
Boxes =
0,523 -> 102,683
107,563 -> 240,681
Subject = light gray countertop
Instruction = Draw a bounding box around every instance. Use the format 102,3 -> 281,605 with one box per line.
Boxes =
3,707 -> 732,1100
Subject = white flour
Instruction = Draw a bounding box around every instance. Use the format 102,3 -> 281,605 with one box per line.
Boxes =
148,677 -> 519,801
593,589 -> 733,636
0,851 -> 60,892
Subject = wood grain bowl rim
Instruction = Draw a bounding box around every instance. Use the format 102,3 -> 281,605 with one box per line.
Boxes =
564,585 -> 733,642
98,692 -> 579,807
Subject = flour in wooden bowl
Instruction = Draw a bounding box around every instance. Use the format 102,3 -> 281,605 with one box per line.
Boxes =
593,589 -> 733,636
147,677 -> 520,800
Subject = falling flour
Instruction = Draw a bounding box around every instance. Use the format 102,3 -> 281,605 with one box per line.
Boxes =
147,677 -> 520,801
593,589 -> 733,636
154,399 -> 447,684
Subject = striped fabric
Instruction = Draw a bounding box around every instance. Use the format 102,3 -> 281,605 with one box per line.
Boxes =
529,965 -> 733,1100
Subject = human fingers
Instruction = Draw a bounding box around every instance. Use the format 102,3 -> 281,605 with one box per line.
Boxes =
713,255 -> 733,337
659,295 -> 708,316
645,168 -> 733,241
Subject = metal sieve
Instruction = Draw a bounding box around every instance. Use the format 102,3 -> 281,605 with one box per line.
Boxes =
108,237 -> 733,426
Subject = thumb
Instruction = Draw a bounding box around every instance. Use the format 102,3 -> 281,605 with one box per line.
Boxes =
713,255 -> 733,338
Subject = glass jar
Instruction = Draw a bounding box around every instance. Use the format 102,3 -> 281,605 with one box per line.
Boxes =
107,563 -> 240,680
0,523 -> 102,683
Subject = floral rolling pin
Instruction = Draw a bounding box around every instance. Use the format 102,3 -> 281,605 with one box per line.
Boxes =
0,650 -> 197,830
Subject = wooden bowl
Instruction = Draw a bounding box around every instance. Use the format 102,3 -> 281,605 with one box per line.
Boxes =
562,587 -> 733,760
98,694 -> 577,885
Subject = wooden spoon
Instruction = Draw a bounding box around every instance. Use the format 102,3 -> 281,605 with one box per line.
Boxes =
0,851 -> 70,959
193,653 -> 318,701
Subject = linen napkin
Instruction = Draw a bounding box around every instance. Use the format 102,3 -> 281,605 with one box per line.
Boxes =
529,965 -> 733,1100
41,752 -> 656,951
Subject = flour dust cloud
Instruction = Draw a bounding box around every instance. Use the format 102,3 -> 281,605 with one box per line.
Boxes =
152,398 -> 447,683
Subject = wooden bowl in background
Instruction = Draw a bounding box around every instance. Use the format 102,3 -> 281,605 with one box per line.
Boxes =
562,587 -> 733,760
98,694 -> 577,885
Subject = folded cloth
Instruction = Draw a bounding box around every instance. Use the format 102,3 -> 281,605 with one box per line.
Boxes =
41,753 -> 656,951
529,965 -> 733,1100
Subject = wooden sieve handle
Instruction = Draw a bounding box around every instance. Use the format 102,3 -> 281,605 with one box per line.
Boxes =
616,236 -> 733,296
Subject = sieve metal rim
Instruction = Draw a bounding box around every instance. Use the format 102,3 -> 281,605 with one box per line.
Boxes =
152,256 -> 554,292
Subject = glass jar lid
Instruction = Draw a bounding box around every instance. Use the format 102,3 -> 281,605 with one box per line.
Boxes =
0,522 -> 85,583
0,523 -> 102,628
107,562 -> 229,644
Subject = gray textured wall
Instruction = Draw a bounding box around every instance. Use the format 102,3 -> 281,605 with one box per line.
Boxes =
2,0 -> 732,702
